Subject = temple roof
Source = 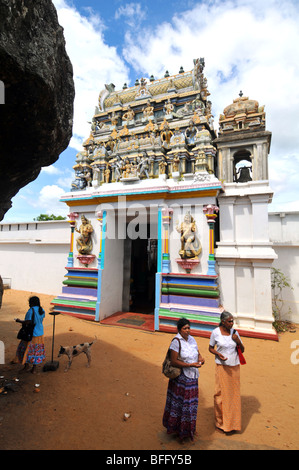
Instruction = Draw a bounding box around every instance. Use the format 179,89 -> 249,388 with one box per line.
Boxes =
100,72 -> 193,111
70,58 -> 220,192
219,91 -> 266,134
96,58 -> 208,114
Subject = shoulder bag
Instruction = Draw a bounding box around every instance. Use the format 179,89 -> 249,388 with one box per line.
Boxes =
233,329 -> 246,365
162,337 -> 182,379
17,308 -> 35,342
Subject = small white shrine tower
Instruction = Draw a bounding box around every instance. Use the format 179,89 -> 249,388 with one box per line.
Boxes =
215,92 -> 277,338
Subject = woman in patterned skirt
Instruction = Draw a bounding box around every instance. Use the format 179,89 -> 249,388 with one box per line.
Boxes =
15,296 -> 46,374
209,311 -> 245,433
163,318 -> 205,442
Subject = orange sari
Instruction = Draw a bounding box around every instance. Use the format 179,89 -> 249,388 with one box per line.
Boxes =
214,364 -> 241,432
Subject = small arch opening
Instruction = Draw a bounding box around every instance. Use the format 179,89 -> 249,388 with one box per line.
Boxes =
233,150 -> 252,183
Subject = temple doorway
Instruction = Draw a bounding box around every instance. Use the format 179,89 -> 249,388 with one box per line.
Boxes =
122,228 -> 157,315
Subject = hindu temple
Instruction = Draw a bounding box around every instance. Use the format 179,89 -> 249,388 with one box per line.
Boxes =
51,57 -> 277,340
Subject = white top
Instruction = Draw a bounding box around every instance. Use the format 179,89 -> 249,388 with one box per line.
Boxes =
209,327 -> 242,367
170,333 -> 199,379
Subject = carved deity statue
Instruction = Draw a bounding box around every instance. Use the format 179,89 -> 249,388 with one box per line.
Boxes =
172,155 -> 180,172
122,159 -> 136,178
122,105 -> 135,122
114,155 -> 124,182
109,111 -> 119,127
192,94 -> 205,114
142,100 -> 154,118
159,156 -> 168,175
164,98 -> 174,115
137,152 -> 150,178
104,164 -> 111,184
161,122 -> 173,149
185,120 -> 198,145
83,168 -> 92,187
176,212 -> 202,259
76,215 -> 93,255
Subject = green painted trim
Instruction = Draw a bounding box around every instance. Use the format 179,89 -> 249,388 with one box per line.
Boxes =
52,298 -> 97,308
159,308 -> 220,323
62,279 -> 98,287
162,282 -> 218,291
161,287 -> 219,297
64,276 -> 98,281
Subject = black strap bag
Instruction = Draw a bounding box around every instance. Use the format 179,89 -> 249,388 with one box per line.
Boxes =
17,308 -> 35,342
162,337 -> 182,380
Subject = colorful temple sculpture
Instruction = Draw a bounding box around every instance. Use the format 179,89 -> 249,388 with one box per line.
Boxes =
52,58 -> 278,340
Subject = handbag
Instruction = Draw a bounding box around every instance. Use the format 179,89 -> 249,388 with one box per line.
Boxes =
162,337 -> 182,379
237,345 -> 246,365
17,308 -> 35,342
233,329 -> 246,365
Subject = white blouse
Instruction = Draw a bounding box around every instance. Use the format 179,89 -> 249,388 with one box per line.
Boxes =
170,333 -> 199,379
209,327 -> 242,367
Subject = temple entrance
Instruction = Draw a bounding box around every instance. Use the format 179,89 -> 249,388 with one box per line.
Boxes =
122,227 -> 157,315
130,238 -> 157,314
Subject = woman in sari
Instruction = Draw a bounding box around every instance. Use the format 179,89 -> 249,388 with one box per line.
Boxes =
15,296 -> 46,373
163,318 -> 205,442
209,311 -> 245,433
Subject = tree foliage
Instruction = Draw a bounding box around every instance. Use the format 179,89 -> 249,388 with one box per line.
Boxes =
33,214 -> 66,221
271,267 -> 294,332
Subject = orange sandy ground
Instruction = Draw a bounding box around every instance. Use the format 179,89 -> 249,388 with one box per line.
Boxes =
0,289 -> 298,451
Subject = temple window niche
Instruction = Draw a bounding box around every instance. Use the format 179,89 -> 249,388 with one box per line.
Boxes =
233,150 -> 252,183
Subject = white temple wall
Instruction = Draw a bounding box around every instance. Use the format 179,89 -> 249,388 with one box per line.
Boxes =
269,211 -> 299,323
0,210 -> 298,324
216,182 -> 277,334
99,233 -> 124,321
0,220 -> 69,294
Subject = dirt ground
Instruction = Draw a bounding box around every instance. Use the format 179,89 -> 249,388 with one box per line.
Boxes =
0,289 -> 298,451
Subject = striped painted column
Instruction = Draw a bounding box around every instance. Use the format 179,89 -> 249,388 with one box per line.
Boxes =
95,210 -> 107,321
154,207 -> 163,330
158,272 -> 222,337
203,204 -> 219,275
66,212 -> 79,267
97,210 -> 104,268
161,207 -> 173,273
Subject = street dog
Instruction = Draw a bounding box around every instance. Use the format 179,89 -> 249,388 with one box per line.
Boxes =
58,337 -> 97,372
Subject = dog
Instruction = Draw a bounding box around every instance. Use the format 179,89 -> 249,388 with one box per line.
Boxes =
58,337 -> 97,372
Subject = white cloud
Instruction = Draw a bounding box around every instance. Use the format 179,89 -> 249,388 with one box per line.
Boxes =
57,169 -> 74,190
7,184 -> 68,221
41,165 -> 62,175
40,165 -> 73,190
120,0 -> 299,211
53,0 -> 130,150
36,185 -> 68,216
115,3 -> 147,27
51,0 -> 299,211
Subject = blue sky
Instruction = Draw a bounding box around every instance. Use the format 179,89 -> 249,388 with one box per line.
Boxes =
3,0 -> 299,222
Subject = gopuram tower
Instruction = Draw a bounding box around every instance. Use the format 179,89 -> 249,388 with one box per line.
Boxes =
52,59 -> 278,340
